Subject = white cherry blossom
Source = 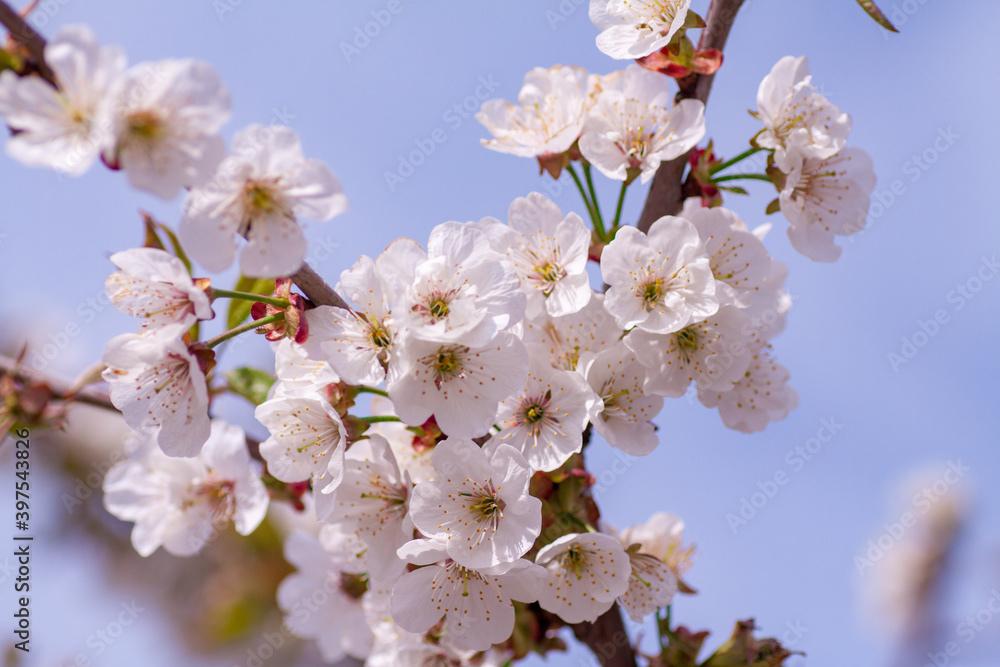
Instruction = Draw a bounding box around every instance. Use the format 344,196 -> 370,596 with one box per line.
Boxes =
756,55 -> 851,171
477,65 -> 589,158
330,434 -> 413,580
391,539 -> 545,651
584,346 -> 663,455
601,216 -> 718,334
495,193 -> 593,318
779,146 -> 877,262
254,392 -> 347,520
377,223 -> 524,347
619,512 -> 694,575
626,305 -> 753,398
102,421 -> 267,557
534,532 -> 631,623
388,332 -> 528,439
301,254 -> 397,386
104,59 -> 231,199
277,530 -> 373,662
270,338 -> 340,398
180,124 -> 347,277
680,200 -> 774,307
698,343 -> 798,433
407,438 -> 541,569
580,65 -> 705,184
0,25 -> 124,176
494,352 -> 599,472
105,247 -> 213,330
603,521 -> 678,622
101,324 -> 210,457
589,0 -> 692,60
521,292 -> 622,371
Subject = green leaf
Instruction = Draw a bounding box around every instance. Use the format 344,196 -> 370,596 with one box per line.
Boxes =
227,276 -> 276,329
141,212 -> 167,250
155,222 -> 193,274
857,0 -> 899,32
765,197 -> 782,215
224,367 -> 276,406
0,49 -> 22,74
716,185 -> 749,195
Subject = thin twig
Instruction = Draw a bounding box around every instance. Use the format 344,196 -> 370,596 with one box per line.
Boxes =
0,0 -> 54,84
0,353 -> 115,412
637,0 -> 746,232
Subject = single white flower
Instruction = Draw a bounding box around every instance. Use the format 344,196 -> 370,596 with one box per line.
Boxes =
779,147 -> 877,262
756,55 -> 851,172
603,521 -> 678,623
477,65 -> 589,158
254,392 -> 347,520
589,0 -> 692,60
101,324 -> 211,457
377,223 -> 525,347
105,247 -> 213,330
494,352 -> 599,472
521,292 -> 622,372
301,254 -> 397,386
179,124 -> 346,276
0,25 -> 124,175
277,530 -> 373,662
388,332 -> 528,439
534,532 -> 631,624
391,538 -> 545,651
697,343 -> 798,433
625,305 -> 753,398
495,193 -> 593,318
584,346 -> 663,455
601,216 -> 718,334
680,199 -> 774,307
618,512 -> 694,576
104,59 -> 231,199
407,438 -> 541,569
103,421 -> 268,557
330,434 -> 413,580
580,65 -> 705,184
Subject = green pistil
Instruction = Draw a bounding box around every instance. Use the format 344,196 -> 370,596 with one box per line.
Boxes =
429,298 -> 450,319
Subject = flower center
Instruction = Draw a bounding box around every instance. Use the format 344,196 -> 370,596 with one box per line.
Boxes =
125,110 -> 165,142
640,277 -> 664,310
675,327 -> 699,361
429,298 -> 450,319
368,319 -> 392,349
339,572 -> 369,600
562,544 -> 587,578
187,477 -> 236,524
424,345 -> 468,389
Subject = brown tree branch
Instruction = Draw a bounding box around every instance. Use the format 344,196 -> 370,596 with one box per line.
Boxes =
572,604 -> 638,667
290,261 -> 350,310
637,0 -> 746,232
0,354 -> 115,412
0,0 -> 55,84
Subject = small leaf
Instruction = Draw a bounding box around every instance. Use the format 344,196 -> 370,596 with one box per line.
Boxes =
857,0 -> 899,32
683,9 -> 706,30
227,276 -> 276,329
716,185 -> 749,195
224,367 -> 276,406
155,222 -> 193,274
141,212 -> 166,251
765,197 -> 782,215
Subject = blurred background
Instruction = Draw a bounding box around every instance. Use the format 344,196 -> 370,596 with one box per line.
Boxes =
1,0 -> 998,665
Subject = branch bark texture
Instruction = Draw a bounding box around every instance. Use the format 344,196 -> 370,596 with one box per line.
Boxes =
637,0 -> 746,232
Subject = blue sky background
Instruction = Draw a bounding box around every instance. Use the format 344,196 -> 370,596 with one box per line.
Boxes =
2,1 -> 1000,665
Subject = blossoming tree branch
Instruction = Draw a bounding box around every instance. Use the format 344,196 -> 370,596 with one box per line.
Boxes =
0,0 -> 896,665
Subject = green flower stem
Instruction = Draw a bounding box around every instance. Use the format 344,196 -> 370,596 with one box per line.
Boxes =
205,313 -> 284,349
612,182 -> 628,229
356,386 -> 389,398
710,145 -> 765,174
711,172 -> 773,184
211,288 -> 289,309
582,163 -> 607,241
360,415 -> 401,424
566,164 -> 597,225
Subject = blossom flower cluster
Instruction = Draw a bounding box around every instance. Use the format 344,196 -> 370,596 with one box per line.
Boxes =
0,4 -> 879,663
